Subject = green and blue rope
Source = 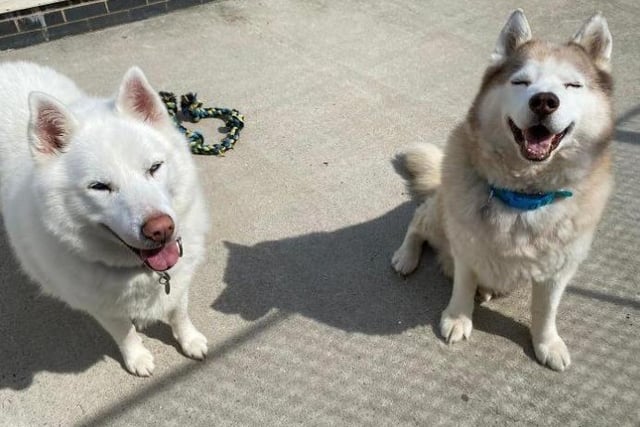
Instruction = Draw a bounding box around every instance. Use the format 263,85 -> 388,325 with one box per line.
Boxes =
159,91 -> 245,155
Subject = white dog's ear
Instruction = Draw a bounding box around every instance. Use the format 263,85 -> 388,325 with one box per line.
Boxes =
28,92 -> 77,158
115,67 -> 171,127
491,9 -> 532,64
572,13 -> 612,70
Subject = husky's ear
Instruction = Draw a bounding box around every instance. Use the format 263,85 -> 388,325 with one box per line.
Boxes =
491,9 -> 532,64
115,67 -> 171,127
28,92 -> 77,158
572,13 -> 612,70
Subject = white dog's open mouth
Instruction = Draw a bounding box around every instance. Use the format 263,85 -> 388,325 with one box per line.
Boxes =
102,225 -> 183,272
508,118 -> 572,161
138,241 -> 182,272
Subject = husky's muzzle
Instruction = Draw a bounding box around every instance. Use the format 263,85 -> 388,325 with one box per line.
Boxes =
508,91 -> 573,162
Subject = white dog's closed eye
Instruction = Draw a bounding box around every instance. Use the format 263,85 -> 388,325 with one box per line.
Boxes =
88,181 -> 113,192
148,161 -> 163,176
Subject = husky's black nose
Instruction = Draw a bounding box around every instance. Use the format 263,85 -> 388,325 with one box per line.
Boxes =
529,92 -> 559,117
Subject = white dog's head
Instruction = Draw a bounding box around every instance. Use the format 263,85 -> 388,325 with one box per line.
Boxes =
469,10 -> 613,187
27,68 -> 200,271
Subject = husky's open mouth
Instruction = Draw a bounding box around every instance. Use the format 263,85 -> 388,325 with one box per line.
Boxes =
102,225 -> 183,272
508,118 -> 572,161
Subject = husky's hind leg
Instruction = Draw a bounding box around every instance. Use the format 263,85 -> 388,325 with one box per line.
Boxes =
392,143 -> 450,276
392,195 -> 450,276
392,202 -> 429,275
391,202 -> 428,275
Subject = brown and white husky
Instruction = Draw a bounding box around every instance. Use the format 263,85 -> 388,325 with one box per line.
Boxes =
392,10 -> 614,371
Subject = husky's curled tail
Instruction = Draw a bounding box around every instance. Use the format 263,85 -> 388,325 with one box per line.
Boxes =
392,143 -> 443,202
391,143 -> 452,277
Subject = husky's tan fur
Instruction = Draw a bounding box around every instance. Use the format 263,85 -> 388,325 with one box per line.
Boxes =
392,10 -> 614,371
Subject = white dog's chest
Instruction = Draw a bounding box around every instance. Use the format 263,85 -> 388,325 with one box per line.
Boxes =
117,271 -> 174,323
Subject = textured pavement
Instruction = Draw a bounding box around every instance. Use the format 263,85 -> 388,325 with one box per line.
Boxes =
0,0 -> 639,425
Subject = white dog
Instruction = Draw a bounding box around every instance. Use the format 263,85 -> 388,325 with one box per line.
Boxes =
392,10 -> 614,371
0,62 -> 209,376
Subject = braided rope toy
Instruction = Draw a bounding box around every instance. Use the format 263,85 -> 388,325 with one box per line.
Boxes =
158,91 -> 245,155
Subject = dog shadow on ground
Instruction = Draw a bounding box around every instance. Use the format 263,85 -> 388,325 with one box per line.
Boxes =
615,104 -> 640,145
0,202 -> 534,390
0,231 -> 182,390
0,230 -> 113,390
214,202 -> 534,354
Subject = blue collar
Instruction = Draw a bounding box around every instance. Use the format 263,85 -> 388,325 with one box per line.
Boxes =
489,185 -> 573,211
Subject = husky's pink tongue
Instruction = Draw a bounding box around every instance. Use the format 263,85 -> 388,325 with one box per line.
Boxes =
140,242 -> 180,272
523,126 -> 554,160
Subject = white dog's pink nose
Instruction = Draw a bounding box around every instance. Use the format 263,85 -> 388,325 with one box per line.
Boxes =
142,214 -> 174,243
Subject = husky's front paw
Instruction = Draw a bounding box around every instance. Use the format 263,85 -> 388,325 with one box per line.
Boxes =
178,329 -> 208,360
533,336 -> 571,371
440,311 -> 473,343
392,246 -> 420,275
122,345 -> 155,377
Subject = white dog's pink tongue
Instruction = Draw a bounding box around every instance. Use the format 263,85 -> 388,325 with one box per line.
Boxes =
140,242 -> 180,272
524,127 -> 554,159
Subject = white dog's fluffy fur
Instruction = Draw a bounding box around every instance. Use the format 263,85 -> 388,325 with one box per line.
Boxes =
392,10 -> 614,371
0,62 -> 209,376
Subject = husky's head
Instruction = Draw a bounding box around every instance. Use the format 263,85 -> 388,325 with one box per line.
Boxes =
469,10 -> 613,187
27,68 -> 203,272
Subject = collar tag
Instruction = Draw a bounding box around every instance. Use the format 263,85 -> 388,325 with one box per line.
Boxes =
158,272 -> 171,295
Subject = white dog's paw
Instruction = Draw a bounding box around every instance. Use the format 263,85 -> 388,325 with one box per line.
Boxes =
440,311 -> 473,343
533,336 -> 571,371
391,246 -> 420,275
122,345 -> 155,377
178,329 -> 208,360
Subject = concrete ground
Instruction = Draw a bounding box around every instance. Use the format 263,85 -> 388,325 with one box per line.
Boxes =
1,0 -> 639,425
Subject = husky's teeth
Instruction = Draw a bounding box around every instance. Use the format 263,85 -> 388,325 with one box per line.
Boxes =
508,117 -> 572,162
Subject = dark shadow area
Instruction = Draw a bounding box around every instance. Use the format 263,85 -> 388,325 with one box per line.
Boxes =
0,231 -> 119,390
567,286 -> 640,310
615,104 -> 640,145
143,323 -> 183,353
214,202 -> 533,357
0,228 -> 189,390
614,129 -> 639,144
214,203 -> 441,334
474,304 -> 535,360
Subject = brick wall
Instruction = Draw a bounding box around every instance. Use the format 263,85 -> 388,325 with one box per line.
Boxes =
0,0 -> 218,50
